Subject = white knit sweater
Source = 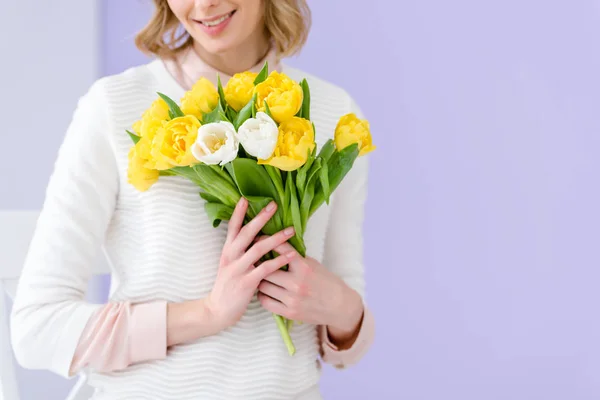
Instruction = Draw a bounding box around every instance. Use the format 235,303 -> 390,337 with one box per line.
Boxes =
10,59 -> 369,400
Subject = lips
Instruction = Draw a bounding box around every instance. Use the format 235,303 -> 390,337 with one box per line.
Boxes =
196,10 -> 236,27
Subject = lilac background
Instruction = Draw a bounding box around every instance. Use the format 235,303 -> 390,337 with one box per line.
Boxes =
4,0 -> 600,398
102,1 -> 600,398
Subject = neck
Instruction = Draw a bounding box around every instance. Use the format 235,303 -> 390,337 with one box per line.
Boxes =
192,29 -> 271,77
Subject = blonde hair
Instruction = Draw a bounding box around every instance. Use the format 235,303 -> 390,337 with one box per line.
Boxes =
135,0 -> 311,59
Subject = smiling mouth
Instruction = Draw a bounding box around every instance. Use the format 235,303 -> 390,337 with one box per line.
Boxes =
197,10 -> 236,27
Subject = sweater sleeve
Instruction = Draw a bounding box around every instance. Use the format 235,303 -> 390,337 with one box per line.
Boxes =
318,96 -> 375,368
10,80 -> 121,378
69,301 -> 167,376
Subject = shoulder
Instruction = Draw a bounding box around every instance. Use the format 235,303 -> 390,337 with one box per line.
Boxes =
282,64 -> 348,96
281,64 -> 367,146
281,64 -> 359,115
87,60 -> 167,106
78,60 -> 175,134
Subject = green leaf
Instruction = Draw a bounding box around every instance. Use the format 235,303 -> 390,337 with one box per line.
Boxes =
233,93 -> 257,130
250,170 -> 305,256
224,162 -> 235,181
317,139 -> 336,164
170,165 -> 241,207
300,175 -> 317,234
283,171 -> 292,224
325,143 -> 360,192
309,143 -> 360,217
264,165 -> 285,206
204,202 -> 235,228
287,171 -> 303,239
244,195 -> 272,221
208,164 -> 236,188
263,101 -> 275,120
253,61 -> 269,85
217,74 -> 227,111
307,157 -> 323,184
278,173 -> 306,257
319,162 -> 330,204
157,92 -> 184,118
245,195 -> 286,238
159,170 -> 175,177
300,79 -> 311,120
194,165 -> 240,205
199,191 -> 223,204
226,106 -> 238,123
202,100 -> 228,124
312,141 -> 335,205
168,166 -> 198,181
300,158 -> 322,231
228,158 -> 279,200
296,148 -> 315,199
228,158 -> 283,234
126,130 -> 140,144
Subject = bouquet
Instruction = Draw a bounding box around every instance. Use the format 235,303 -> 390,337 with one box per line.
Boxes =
125,62 -> 375,355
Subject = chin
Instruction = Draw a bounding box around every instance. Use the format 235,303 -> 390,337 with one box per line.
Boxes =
195,37 -> 240,55
188,10 -> 248,56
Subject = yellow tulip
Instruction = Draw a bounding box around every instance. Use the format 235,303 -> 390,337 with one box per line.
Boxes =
258,117 -> 315,171
132,98 -> 170,139
334,113 -> 376,156
151,115 -> 202,170
181,77 -> 219,120
136,136 -> 155,168
254,71 -> 303,124
224,71 -> 258,112
127,144 -> 159,192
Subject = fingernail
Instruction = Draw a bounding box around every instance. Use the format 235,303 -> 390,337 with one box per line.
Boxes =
266,201 -> 277,212
286,251 -> 296,259
284,227 -> 295,236
239,197 -> 247,205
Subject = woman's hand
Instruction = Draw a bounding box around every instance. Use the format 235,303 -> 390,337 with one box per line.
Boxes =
256,242 -> 365,349
205,198 -> 297,333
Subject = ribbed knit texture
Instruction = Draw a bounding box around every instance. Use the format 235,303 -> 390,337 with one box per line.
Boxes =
10,59 -> 369,400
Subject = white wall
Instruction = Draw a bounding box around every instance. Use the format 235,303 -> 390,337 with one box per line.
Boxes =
0,1 -> 100,399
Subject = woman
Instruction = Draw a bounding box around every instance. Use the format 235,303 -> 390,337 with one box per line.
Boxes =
10,0 -> 375,398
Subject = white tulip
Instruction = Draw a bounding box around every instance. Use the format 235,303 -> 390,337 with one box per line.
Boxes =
192,121 -> 239,166
237,112 -> 279,160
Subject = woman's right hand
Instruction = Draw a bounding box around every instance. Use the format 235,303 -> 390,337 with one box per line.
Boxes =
205,197 -> 296,331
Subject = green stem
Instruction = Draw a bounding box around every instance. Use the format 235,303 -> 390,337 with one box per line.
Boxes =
209,164 -> 236,187
273,313 -> 295,355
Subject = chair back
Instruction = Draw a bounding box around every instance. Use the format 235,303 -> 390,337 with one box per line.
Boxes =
0,210 -> 109,400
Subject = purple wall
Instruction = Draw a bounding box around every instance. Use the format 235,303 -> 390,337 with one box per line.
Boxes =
102,1 -> 600,398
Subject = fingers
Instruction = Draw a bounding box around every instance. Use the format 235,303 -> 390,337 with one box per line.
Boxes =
271,242 -> 298,257
239,227 -> 295,267
251,237 -> 298,260
229,201 -> 278,255
226,197 -> 248,244
248,252 -> 296,284
270,242 -> 306,272
257,292 -> 288,316
261,270 -> 294,288
257,281 -> 289,304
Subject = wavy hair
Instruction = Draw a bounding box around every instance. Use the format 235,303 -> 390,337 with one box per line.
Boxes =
135,0 -> 311,59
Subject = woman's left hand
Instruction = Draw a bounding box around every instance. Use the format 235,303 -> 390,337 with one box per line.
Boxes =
257,241 -> 365,346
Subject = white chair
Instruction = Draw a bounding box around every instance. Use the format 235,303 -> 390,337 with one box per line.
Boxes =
0,210 -> 110,400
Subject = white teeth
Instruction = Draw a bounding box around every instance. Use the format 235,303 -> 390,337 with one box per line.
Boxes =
201,12 -> 232,27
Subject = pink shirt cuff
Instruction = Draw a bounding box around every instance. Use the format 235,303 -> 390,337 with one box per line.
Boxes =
70,301 -> 167,375
319,303 -> 375,368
